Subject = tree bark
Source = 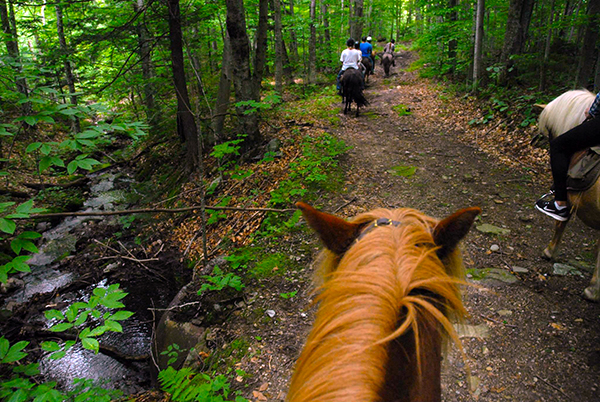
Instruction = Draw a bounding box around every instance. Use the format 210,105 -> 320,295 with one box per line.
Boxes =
540,0 -> 555,92
213,22 -> 232,139
287,0 -> 299,67
55,2 -> 80,133
350,0 -> 364,41
167,0 -> 199,171
575,0 -> 600,88
273,0 -> 284,94
253,0 -> 268,99
448,0 -> 458,74
499,0 -> 535,85
308,0 -> 317,82
134,0 -> 158,135
0,0 -> 30,116
472,0 -> 485,92
225,0 -> 262,148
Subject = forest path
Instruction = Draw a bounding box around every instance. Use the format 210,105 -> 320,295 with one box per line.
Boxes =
235,50 -> 600,402
323,50 -> 600,401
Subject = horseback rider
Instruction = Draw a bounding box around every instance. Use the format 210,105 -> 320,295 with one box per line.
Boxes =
354,42 -> 367,79
360,36 -> 375,73
384,39 -> 396,66
336,38 -> 363,94
535,92 -> 600,221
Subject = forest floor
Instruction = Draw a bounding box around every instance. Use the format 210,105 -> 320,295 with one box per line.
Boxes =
220,49 -> 600,401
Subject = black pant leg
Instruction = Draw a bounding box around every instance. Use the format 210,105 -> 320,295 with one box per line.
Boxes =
550,117 -> 600,200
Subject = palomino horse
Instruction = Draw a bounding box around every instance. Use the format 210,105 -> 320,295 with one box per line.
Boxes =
538,89 -> 600,301
381,52 -> 394,77
361,56 -> 373,83
288,202 -> 480,402
340,68 -> 368,117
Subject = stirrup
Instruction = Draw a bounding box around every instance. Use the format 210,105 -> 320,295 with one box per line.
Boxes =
538,190 -> 555,201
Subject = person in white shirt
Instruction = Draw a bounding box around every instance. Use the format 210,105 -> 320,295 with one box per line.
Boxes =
337,38 -> 363,93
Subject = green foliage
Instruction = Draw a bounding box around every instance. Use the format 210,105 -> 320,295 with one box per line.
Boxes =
251,253 -> 288,278
389,165 -> 417,177
0,337 -> 122,402
391,104 -> 412,116
43,283 -> 134,355
158,367 -> 249,402
161,344 -> 185,367
198,266 -> 245,295
279,290 -> 297,299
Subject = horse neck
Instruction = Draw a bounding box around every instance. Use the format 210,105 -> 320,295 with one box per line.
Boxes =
380,309 -> 443,402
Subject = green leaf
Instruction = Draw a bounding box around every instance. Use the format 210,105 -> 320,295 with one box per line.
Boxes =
81,338 -> 99,353
6,388 -> 27,402
73,310 -> 90,327
18,231 -> 41,240
13,362 -> 40,376
2,341 -> 29,363
88,326 -> 107,337
36,115 -> 55,124
67,160 -> 78,175
58,108 -> 79,116
15,200 -> 33,214
48,323 -> 73,332
0,218 -> 16,234
93,287 -> 106,297
0,337 -> 9,359
39,156 -> 52,172
41,341 -> 61,352
24,116 -> 37,126
44,309 -> 65,321
10,256 -> 31,272
26,142 -> 42,152
104,320 -> 122,332
40,143 -> 52,155
49,351 -> 66,361
108,310 -> 134,321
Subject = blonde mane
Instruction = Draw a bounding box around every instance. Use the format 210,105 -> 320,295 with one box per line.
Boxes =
539,89 -> 596,140
287,208 -> 467,402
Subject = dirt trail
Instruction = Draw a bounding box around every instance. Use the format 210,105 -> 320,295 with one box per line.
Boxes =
234,51 -> 600,402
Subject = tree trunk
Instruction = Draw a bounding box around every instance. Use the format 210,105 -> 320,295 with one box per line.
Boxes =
473,0 -> 485,92
540,0 -> 555,92
273,0 -> 284,94
448,0 -> 458,74
575,0 -> 600,88
134,0 -> 158,135
213,23 -> 232,139
321,2 -> 331,64
253,0 -> 268,99
288,0 -> 299,67
351,0 -> 363,41
0,0 -> 30,116
55,2 -> 80,134
594,50 -> 600,92
167,0 -> 199,171
499,0 -> 535,85
225,0 -> 262,148
281,38 -> 294,83
308,0 -> 317,82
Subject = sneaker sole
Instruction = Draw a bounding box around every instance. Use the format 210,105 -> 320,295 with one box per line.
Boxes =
535,204 -> 569,221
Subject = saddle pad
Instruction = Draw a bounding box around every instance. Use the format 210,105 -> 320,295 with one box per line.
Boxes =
567,146 -> 600,191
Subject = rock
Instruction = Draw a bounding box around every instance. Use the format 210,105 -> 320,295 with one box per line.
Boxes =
103,262 -> 120,273
476,223 -> 511,236
266,139 -> 282,157
455,323 -> 490,339
266,309 -> 276,318
463,174 -> 474,182
0,277 -> 24,294
468,375 -> 481,392
498,310 -> 513,316
552,263 -> 583,277
490,244 -> 500,252
518,215 -> 534,222
512,266 -> 529,274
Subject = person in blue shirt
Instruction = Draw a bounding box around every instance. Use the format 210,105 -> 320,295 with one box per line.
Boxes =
360,37 -> 374,73
535,92 -> 600,221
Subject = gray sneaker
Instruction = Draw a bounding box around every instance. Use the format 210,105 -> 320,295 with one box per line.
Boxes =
535,199 -> 570,221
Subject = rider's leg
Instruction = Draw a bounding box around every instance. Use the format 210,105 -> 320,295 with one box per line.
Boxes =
336,69 -> 344,92
550,117 -> 600,203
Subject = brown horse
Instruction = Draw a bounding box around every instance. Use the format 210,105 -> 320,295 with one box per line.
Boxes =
381,53 -> 394,77
538,89 -> 600,301
361,56 -> 373,83
287,202 -> 480,402
340,68 -> 368,117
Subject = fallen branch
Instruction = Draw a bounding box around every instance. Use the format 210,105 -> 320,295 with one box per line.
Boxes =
18,205 -> 295,220
0,188 -> 30,198
21,177 -> 89,190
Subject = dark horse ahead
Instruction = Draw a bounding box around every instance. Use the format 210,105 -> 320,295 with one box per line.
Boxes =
340,68 -> 368,117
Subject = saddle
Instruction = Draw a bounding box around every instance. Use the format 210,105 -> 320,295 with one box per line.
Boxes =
567,146 -> 600,191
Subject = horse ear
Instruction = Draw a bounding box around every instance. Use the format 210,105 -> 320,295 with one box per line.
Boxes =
296,202 -> 362,255
433,207 -> 481,259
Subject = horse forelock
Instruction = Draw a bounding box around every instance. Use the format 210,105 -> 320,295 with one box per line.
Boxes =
539,89 -> 595,139
287,208 -> 466,402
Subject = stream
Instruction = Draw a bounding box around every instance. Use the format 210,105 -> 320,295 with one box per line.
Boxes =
4,170 -> 179,393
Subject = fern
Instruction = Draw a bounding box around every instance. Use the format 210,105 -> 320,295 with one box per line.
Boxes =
158,367 -> 248,402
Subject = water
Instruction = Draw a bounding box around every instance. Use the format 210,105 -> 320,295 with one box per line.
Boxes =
5,170 -> 171,392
